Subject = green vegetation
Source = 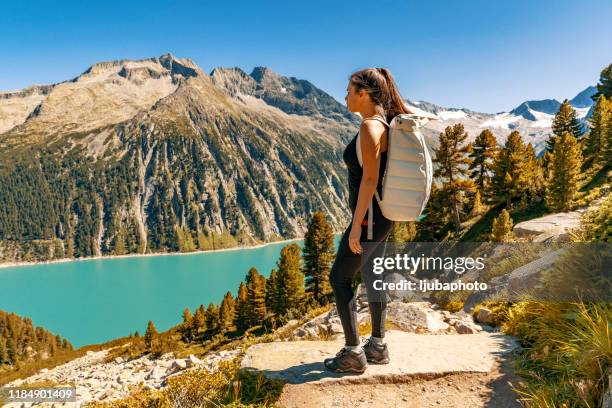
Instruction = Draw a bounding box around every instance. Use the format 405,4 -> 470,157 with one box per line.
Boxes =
302,212 -> 335,304
432,123 -> 474,230
545,132 -> 583,212
547,99 -> 584,153
0,310 -> 73,373
490,208 -> 514,242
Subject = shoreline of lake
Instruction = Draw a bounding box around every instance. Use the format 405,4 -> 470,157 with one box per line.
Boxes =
0,236 -> 319,270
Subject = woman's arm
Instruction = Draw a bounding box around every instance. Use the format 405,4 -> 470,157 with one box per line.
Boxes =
348,119 -> 385,254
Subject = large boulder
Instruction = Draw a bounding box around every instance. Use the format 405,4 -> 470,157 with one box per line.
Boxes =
513,211 -> 583,240
386,302 -> 450,333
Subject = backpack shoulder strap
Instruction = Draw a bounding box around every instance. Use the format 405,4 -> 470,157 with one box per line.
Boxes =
362,114 -> 390,128
358,114 -> 388,240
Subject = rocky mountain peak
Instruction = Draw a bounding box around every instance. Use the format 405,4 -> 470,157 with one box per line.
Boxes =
249,66 -> 280,83
569,85 -> 597,108
510,99 -> 562,120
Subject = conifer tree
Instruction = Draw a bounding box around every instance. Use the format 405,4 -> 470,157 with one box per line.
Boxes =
432,124 -> 474,229
545,132 -> 583,212
470,190 -> 485,217
6,336 -> 17,363
591,63 -> 612,100
205,303 -> 219,334
415,183 -> 449,241
276,243 -> 306,314
0,338 -> 7,364
245,267 -> 267,326
468,129 -> 498,192
585,95 -> 611,166
524,143 -> 545,201
491,209 -> 514,242
218,291 -> 235,333
182,308 -> 193,326
234,282 -> 250,332
302,211 -> 335,305
144,320 -> 158,351
189,305 -> 206,339
548,99 -> 583,152
490,131 -> 530,208
265,268 -> 281,314
134,330 -> 140,338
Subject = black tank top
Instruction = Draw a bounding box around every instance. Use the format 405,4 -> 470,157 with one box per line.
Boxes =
342,130 -> 388,222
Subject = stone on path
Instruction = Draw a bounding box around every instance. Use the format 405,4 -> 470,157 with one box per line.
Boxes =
240,330 -> 520,385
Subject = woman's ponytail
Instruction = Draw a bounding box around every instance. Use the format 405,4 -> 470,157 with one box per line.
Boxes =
350,67 -> 413,124
377,68 -> 413,122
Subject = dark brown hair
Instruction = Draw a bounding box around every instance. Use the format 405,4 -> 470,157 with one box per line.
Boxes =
349,67 -> 413,124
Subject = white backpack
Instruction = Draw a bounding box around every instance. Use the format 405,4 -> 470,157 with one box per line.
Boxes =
356,114 -> 433,239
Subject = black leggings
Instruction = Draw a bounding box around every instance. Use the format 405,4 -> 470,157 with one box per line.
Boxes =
330,213 -> 393,346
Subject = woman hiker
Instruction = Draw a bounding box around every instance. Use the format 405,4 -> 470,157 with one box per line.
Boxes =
324,67 -> 413,373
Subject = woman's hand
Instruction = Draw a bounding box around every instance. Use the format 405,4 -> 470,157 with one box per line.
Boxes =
348,223 -> 362,254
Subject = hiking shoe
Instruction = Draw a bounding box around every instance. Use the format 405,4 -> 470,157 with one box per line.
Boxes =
362,337 -> 390,364
324,347 -> 367,373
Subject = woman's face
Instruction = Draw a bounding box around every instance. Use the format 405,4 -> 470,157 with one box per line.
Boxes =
345,82 -> 365,112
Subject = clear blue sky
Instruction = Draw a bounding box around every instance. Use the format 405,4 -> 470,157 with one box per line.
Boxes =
1,0 -> 611,113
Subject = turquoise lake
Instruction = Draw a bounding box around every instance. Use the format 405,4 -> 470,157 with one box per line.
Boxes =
0,234 -> 343,348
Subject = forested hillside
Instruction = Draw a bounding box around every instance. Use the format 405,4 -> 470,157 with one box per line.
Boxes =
0,54 -> 358,263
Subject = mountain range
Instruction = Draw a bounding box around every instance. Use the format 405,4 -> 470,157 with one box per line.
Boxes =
0,53 -> 595,262
406,86 -> 595,155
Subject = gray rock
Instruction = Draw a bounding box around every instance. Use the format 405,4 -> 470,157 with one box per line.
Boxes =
171,359 -> 187,370
476,307 -> 493,325
146,366 -> 167,381
386,302 -> 450,333
513,211 -> 583,239
186,354 -> 203,367
454,321 -> 482,334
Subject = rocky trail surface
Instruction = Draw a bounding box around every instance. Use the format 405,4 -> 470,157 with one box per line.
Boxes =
242,301 -> 524,408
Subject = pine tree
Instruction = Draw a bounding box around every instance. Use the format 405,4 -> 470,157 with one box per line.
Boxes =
491,209 -> 514,242
490,131 -> 530,208
545,132 -> 583,212
205,303 -> 219,334
432,124 -> 475,229
182,308 -> 193,326
276,243 -> 306,314
245,267 -> 267,327
218,291 -> 235,332
302,211 -> 335,305
134,330 -> 140,338
591,63 -> 612,100
234,282 -> 250,332
415,183 -> 450,241
265,268 -> 281,315
470,190 -> 485,217
524,143 -> 545,201
190,304 -> 206,339
548,99 -> 584,153
468,129 -> 498,192
6,336 -> 17,363
0,338 -> 7,364
144,320 -> 158,351
585,95 -> 611,166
